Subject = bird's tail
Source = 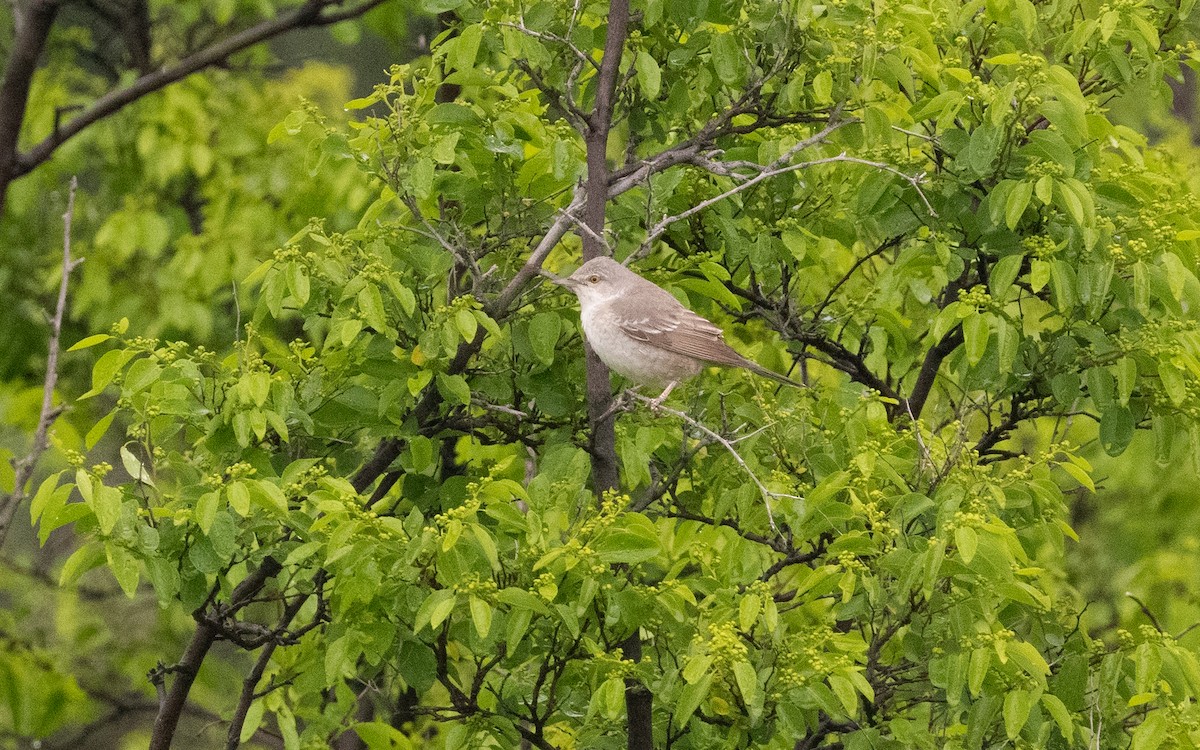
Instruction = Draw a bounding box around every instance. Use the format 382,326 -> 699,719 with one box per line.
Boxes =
745,361 -> 806,389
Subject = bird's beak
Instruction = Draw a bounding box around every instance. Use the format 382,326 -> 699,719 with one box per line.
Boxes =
540,268 -> 577,288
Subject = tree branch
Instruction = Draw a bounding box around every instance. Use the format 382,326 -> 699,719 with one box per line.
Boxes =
0,0 -> 61,216
578,0 -> 629,498
225,584 -> 313,749
149,556 -> 283,750
903,325 -> 964,421
0,175 -> 81,545
7,0 -> 391,189
626,392 -> 796,536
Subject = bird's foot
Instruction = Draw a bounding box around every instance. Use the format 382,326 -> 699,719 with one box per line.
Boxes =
646,381 -> 678,411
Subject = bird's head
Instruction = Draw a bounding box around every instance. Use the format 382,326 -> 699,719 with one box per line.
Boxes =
544,256 -> 630,307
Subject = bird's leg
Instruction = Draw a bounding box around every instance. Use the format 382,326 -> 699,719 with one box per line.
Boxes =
647,381 -> 679,411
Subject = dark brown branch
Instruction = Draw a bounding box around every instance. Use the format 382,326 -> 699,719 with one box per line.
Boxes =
578,0 -> 630,497
6,0 -> 391,198
0,0 -> 61,216
225,585 -> 313,749
1,176 -> 81,545
150,556 -> 283,750
903,325 -> 964,421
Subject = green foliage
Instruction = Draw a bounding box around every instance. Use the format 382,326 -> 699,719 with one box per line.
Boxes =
18,0 -> 1200,747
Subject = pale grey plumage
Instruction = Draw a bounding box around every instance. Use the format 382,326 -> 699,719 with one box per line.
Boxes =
546,257 -> 801,398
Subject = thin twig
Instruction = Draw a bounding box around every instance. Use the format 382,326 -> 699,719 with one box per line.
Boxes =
624,391 -> 797,535
632,143 -> 935,262
489,191 -> 585,315
0,176 -> 82,546
1125,592 -> 1164,633
498,19 -> 600,71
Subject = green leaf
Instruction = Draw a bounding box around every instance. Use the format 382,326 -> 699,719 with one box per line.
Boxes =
358,285 -> 390,333
1007,640 -> 1051,677
593,527 -> 660,564
59,541 -> 106,586
248,480 -> 289,516
1132,709 -> 1168,750
85,409 -> 116,450
733,660 -> 758,705
455,308 -> 478,342
79,348 -> 137,399
1114,357 -> 1137,405
811,69 -> 833,103
1058,461 -> 1095,493
968,648 -> 990,696
710,33 -> 743,86
955,525 -> 979,564
636,50 -> 662,99
286,262 -> 310,305
450,23 -> 482,72
195,491 -> 219,534
739,593 -> 760,632
1003,688 -> 1034,739
1099,406 -> 1135,457
92,484 -> 122,535
120,445 -> 155,488
436,373 -> 471,406
1041,693 -> 1074,739
68,333 -> 112,351
106,542 -> 140,597
675,673 -> 713,728
990,254 -> 1023,299
1030,258 -> 1051,293
527,312 -> 560,364
962,314 -> 990,366
1005,181 -> 1033,229
468,595 -> 492,638
683,655 -> 714,684
1049,260 -> 1078,310
29,471 -> 67,524
829,673 -> 859,714
416,589 -> 457,632
353,722 -> 413,750
387,278 -> 417,316
1160,361 -> 1187,405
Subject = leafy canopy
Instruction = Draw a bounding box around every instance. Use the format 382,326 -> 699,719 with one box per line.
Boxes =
26,0 -> 1200,747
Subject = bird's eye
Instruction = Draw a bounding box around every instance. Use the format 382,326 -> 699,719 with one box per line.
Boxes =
588,274 -> 600,284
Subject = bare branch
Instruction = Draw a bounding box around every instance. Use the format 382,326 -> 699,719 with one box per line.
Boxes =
631,134 -> 937,262
490,191 -> 585,315
225,587 -> 313,749
0,176 -> 81,546
150,557 -> 283,750
499,18 -> 600,72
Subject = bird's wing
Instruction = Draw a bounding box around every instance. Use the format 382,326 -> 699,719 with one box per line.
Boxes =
615,293 -> 751,367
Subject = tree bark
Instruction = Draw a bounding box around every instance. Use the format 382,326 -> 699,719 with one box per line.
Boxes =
581,5 -> 653,748
149,557 -> 282,750
0,0 -> 61,217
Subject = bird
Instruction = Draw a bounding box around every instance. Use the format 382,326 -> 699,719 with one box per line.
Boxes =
545,256 -> 803,405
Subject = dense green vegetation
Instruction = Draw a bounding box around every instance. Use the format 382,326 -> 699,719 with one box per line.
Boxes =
6,0 -> 1200,748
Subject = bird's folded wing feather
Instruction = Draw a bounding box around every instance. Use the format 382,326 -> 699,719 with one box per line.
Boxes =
616,305 -> 751,367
